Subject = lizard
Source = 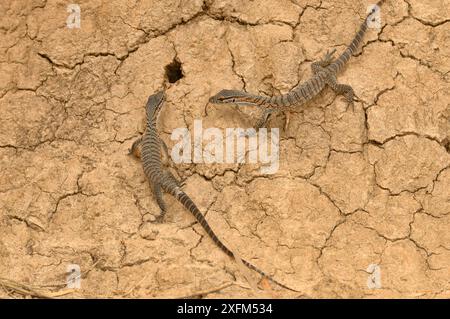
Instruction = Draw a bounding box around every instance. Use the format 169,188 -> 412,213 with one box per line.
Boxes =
208,0 -> 385,130
129,90 -> 299,293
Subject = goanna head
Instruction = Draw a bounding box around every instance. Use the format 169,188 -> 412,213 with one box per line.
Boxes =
209,89 -> 249,104
145,90 -> 165,121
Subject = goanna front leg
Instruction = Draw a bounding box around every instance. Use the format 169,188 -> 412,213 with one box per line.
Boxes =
239,108 -> 275,138
128,136 -> 143,158
254,108 -> 275,130
311,48 -> 337,74
254,108 -> 291,132
154,170 -> 187,222
324,74 -> 359,112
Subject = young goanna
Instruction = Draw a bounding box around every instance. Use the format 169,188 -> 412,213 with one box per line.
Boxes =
209,0 -> 385,129
129,91 -> 298,293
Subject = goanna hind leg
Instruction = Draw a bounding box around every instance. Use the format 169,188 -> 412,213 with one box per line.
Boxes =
160,139 -> 186,187
324,74 -> 359,111
130,136 -> 170,222
163,170 -> 186,189
152,183 -> 167,222
321,48 -> 337,65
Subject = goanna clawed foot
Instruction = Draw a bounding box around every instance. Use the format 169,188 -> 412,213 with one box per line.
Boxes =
179,178 -> 187,189
152,211 -> 166,223
321,48 -> 337,65
343,90 -> 363,113
242,108 -> 275,136
326,81 -> 360,113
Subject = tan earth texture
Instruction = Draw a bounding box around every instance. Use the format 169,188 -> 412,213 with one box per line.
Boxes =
1,0 -> 450,299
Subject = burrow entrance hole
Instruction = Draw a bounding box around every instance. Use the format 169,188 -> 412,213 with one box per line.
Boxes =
165,59 -> 183,83
443,138 -> 450,153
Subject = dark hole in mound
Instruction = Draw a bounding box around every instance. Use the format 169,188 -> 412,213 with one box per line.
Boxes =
165,59 -> 183,83
443,138 -> 450,153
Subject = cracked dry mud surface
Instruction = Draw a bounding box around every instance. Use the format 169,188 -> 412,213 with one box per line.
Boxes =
1,0 -> 449,298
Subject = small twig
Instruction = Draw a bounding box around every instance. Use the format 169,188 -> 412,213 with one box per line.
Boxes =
0,259 -> 103,298
0,277 -> 70,299
174,282 -> 234,299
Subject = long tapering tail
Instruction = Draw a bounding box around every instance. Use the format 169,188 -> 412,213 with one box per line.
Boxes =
172,188 -> 299,292
328,0 -> 385,74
